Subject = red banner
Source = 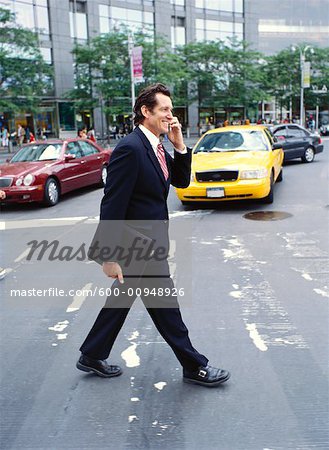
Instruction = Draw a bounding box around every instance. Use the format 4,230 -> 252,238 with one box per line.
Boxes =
132,46 -> 143,83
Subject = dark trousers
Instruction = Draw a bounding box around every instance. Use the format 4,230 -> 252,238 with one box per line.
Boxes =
79,277 -> 208,371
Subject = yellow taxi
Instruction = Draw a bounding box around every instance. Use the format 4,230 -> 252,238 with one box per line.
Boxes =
176,125 -> 283,204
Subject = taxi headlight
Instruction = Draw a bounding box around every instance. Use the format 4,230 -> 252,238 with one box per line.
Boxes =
190,172 -> 195,182
240,169 -> 268,179
23,174 -> 35,186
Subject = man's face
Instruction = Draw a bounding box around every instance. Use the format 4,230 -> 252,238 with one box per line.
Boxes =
141,93 -> 173,137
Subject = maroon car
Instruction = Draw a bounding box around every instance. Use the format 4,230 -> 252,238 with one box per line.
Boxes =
0,139 -> 112,206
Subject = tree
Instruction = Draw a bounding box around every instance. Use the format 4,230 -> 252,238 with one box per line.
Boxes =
0,7 -> 52,113
261,45 -> 329,118
179,38 -> 266,120
67,26 -> 188,117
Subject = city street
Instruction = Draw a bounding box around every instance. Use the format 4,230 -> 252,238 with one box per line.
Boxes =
1,139 -> 328,450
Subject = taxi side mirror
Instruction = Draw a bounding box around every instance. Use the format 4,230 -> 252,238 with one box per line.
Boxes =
272,142 -> 282,150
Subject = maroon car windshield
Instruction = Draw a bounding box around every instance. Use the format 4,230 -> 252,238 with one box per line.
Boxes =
11,144 -> 62,162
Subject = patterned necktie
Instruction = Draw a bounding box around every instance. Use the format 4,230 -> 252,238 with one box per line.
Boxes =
156,143 -> 169,180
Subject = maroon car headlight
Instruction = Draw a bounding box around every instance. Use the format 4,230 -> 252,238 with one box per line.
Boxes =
23,174 -> 35,186
15,174 -> 35,186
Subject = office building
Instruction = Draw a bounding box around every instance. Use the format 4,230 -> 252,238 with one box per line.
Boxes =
1,0 -> 328,136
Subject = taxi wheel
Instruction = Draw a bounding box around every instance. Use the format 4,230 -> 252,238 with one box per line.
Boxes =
301,147 -> 315,163
277,169 -> 283,182
44,177 -> 60,206
263,174 -> 274,204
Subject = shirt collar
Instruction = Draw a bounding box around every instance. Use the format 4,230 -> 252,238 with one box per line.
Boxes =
139,124 -> 160,152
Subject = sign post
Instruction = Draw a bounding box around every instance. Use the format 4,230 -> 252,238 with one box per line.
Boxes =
128,35 -> 143,120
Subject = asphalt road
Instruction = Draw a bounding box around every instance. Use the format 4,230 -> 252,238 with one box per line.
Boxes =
1,139 -> 328,450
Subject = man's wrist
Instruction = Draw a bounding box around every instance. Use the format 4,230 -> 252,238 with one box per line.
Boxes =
174,144 -> 187,154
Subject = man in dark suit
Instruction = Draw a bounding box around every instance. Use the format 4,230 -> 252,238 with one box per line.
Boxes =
77,83 -> 230,387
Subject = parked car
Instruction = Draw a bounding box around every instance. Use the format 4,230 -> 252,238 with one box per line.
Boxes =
175,125 -> 283,205
320,123 -> 329,136
0,139 -> 112,206
271,124 -> 323,163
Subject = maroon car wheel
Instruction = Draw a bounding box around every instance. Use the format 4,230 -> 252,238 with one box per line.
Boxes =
44,178 -> 60,206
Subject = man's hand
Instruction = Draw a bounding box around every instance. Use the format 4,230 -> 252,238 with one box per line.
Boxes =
167,116 -> 185,151
102,262 -> 124,284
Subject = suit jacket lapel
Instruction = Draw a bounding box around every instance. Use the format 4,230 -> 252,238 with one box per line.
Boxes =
134,127 -> 168,189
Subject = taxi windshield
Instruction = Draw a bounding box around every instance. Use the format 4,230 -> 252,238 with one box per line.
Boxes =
194,130 -> 269,153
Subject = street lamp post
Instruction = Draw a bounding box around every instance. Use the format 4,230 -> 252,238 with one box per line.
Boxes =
292,45 -> 313,127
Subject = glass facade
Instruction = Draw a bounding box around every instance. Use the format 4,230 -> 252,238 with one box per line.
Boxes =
248,0 -> 329,55
195,18 -> 242,43
0,0 -> 50,35
69,0 -> 88,41
99,4 -> 154,33
171,16 -> 186,48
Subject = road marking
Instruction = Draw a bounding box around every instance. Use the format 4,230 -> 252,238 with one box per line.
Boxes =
246,323 -> 268,352
154,381 -> 167,391
121,342 -> 140,367
278,232 -> 329,300
130,397 -> 140,402
1,209 -> 212,231
66,283 -> 93,312
127,330 -> 139,341
48,320 -> 69,332
128,415 -> 138,423
56,333 -> 68,340
314,288 -> 329,298
14,248 -> 32,263
221,235 -> 308,350
1,216 -> 89,230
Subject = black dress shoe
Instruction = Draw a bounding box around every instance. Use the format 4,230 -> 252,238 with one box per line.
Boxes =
76,354 -> 122,378
183,365 -> 230,387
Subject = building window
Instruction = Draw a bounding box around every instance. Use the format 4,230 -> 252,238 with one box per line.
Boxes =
195,0 -> 235,12
1,0 -> 50,35
171,16 -> 186,48
99,4 -> 110,34
69,0 -> 88,40
110,6 -> 154,32
40,47 -> 52,64
195,18 -> 238,43
171,0 -> 185,5
234,0 -> 243,14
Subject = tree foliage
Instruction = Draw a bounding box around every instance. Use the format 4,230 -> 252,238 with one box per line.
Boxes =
68,26 -> 188,115
0,7 -> 53,113
179,38 -> 267,116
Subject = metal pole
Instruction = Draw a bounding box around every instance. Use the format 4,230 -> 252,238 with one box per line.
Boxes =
128,34 -> 135,115
300,49 -> 304,127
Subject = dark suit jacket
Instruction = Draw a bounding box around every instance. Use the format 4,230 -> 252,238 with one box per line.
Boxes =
88,127 -> 192,270
100,126 -> 192,221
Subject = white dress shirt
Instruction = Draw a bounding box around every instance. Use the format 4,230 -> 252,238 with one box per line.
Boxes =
139,124 -> 187,155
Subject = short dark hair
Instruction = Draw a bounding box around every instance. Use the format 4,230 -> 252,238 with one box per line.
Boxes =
133,83 -> 171,126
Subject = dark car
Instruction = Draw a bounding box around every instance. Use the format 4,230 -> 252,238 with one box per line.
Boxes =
271,124 -> 323,163
0,139 -> 112,206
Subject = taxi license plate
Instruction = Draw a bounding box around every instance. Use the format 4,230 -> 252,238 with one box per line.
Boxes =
207,187 -> 225,198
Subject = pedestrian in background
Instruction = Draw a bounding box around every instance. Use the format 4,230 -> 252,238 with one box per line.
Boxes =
17,124 -> 25,145
77,127 -> 87,139
87,127 -> 96,142
1,126 -> 8,147
77,83 -> 230,387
